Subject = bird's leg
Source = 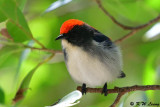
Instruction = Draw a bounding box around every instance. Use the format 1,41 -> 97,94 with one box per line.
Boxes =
81,83 -> 87,95
101,83 -> 108,96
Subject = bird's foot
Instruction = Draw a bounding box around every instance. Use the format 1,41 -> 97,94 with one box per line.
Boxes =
81,83 -> 87,95
101,83 -> 108,96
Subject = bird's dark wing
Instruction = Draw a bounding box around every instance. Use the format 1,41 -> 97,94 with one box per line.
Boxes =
92,29 -> 112,49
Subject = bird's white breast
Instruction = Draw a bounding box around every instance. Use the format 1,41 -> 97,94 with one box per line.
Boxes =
62,40 -> 121,87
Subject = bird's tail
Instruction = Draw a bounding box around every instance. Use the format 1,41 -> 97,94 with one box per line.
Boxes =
118,71 -> 126,78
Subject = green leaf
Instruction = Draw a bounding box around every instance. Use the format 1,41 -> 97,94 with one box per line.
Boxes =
20,54 -> 54,89
0,88 -> 5,104
0,0 -> 32,42
13,63 -> 42,103
0,11 -> 7,22
6,21 -> 30,42
20,64 -> 40,89
16,0 -> 27,10
14,54 -> 54,103
16,40 -> 34,74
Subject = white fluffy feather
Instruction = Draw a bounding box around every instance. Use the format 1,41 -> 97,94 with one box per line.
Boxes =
62,39 -> 122,87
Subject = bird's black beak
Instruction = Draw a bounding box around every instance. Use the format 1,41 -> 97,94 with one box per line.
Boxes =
55,34 -> 65,40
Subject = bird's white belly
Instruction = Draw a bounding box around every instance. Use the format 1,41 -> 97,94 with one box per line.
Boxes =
67,48 -> 118,87
62,40 -> 118,87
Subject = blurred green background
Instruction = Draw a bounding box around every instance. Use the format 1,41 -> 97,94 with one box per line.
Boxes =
0,0 -> 160,107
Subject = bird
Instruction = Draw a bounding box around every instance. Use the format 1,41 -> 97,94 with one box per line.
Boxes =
55,19 -> 125,96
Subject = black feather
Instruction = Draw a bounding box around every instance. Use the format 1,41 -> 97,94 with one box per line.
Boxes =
118,71 -> 126,78
93,29 -> 113,49
63,48 -> 68,61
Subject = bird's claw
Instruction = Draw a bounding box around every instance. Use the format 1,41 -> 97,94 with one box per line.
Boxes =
81,83 -> 87,95
101,83 -> 108,96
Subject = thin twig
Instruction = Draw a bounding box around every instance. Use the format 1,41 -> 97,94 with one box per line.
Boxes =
0,40 -> 62,54
23,45 -> 62,54
96,0 -> 133,30
32,37 -> 46,49
0,26 -> 45,49
77,85 -> 160,107
96,0 -> 160,30
110,92 -> 125,107
114,14 -> 160,43
8,20 -> 46,48
114,30 -> 137,43
96,0 -> 160,43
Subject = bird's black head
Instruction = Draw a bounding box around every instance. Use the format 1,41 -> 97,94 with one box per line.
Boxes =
56,19 -> 94,46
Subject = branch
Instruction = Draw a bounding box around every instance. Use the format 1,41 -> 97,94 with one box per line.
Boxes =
77,85 -> 160,107
23,45 -> 62,54
7,19 -> 46,49
115,15 -> 160,43
110,92 -> 125,107
96,0 -> 133,30
114,30 -> 137,43
96,0 -> 160,30
0,28 -> 62,53
32,37 -> 46,49
0,40 -> 62,54
96,0 -> 160,43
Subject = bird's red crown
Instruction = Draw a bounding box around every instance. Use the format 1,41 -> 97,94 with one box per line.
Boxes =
60,19 -> 84,34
